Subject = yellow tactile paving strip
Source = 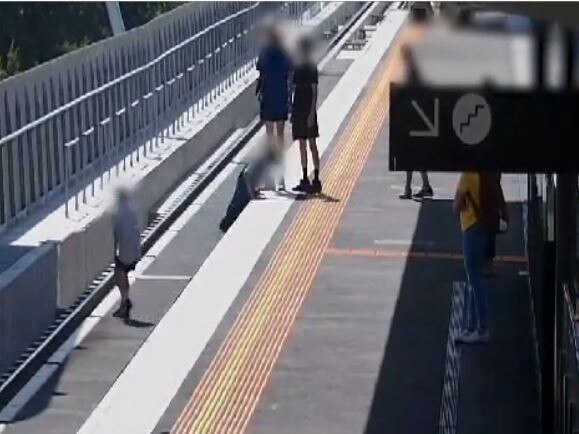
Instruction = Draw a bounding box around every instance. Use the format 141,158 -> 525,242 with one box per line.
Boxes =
171,37 -> 405,434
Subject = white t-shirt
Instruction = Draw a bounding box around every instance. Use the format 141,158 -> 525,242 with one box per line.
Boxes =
114,202 -> 141,265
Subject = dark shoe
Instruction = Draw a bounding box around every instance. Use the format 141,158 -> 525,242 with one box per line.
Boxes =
114,299 -> 133,319
311,179 -> 322,194
399,189 -> 412,199
413,186 -> 433,198
112,305 -> 124,318
292,178 -> 311,193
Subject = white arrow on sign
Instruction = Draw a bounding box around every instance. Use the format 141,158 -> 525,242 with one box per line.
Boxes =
409,99 -> 439,137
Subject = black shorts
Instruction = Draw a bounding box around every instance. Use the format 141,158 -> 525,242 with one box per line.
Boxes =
115,256 -> 137,273
291,116 -> 319,140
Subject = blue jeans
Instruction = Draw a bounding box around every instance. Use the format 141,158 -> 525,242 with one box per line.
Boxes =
462,224 -> 489,333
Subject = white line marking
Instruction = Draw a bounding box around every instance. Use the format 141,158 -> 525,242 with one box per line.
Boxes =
0,126 -> 261,429
374,239 -> 436,247
137,275 -> 191,281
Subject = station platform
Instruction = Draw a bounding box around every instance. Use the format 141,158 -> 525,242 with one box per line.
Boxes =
0,11 -> 540,434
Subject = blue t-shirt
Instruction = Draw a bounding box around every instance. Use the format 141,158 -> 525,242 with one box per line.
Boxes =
257,46 -> 292,117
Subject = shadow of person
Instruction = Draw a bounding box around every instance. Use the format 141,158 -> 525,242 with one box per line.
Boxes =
123,318 -> 155,328
277,191 -> 340,203
317,193 -> 339,203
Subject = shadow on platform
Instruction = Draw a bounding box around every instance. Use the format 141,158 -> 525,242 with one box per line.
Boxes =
362,198 -> 539,434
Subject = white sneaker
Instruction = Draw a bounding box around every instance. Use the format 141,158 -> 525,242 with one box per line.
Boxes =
455,329 -> 474,344
277,176 -> 286,191
456,330 -> 490,344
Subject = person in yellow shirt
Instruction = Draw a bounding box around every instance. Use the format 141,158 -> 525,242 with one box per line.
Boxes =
453,172 -> 490,344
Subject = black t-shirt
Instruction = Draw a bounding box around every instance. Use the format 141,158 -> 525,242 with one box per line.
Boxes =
292,63 -> 318,117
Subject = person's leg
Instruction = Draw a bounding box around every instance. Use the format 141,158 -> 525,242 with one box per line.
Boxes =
399,171 -> 413,199
263,121 -> 278,190
472,227 -> 489,333
462,226 -> 489,337
114,267 -> 128,302
299,139 -> 308,173
113,266 -> 131,318
275,121 -> 286,189
462,232 -> 477,333
275,121 -> 285,152
405,171 -> 412,190
265,121 -> 274,146
421,171 -> 431,187
414,172 -> 433,198
293,139 -> 311,192
309,138 -> 322,193
484,231 -> 497,275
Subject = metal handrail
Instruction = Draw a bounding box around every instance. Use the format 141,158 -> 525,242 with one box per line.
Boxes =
0,3 -> 259,148
0,1 -> 320,227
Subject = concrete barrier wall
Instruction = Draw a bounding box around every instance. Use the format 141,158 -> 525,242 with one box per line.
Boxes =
0,2 -> 364,377
0,242 -> 58,373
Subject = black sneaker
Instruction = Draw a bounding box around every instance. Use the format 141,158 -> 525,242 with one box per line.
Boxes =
292,178 -> 311,193
112,305 -> 124,318
114,299 -> 133,319
399,189 -> 412,199
413,186 -> 433,198
311,179 -> 322,194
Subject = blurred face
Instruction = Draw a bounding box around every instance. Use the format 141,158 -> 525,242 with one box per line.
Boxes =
297,40 -> 312,63
116,189 -> 129,205
261,25 -> 279,48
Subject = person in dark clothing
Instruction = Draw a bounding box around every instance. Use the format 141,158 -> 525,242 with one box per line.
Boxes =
256,26 -> 292,190
399,44 -> 433,199
291,36 -> 321,194
484,173 -> 508,275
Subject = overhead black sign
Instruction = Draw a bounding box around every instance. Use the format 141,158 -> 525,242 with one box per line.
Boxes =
389,84 -> 579,173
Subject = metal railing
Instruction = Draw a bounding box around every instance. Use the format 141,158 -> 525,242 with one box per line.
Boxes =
560,286 -> 579,434
526,173 -> 579,433
0,2 -> 317,229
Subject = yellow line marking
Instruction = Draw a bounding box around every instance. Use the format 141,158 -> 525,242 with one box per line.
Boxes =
172,32 -> 406,434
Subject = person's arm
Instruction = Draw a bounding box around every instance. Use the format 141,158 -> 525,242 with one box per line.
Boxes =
498,183 -> 509,223
307,67 -> 318,127
453,173 -> 468,213
256,52 -> 264,98
113,215 -> 119,256
286,55 -> 294,112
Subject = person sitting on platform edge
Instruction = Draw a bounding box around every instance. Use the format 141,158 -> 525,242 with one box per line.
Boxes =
292,36 -> 322,194
112,187 -> 141,320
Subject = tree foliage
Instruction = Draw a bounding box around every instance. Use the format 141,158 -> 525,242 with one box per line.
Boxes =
0,2 -> 181,79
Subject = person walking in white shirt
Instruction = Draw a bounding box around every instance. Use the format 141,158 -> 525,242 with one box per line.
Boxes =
113,187 -> 141,319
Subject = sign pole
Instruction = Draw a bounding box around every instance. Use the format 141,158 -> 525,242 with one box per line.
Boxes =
554,25 -> 577,434
531,19 -> 556,434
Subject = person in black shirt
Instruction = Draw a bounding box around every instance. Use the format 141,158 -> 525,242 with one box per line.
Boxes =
399,44 -> 433,199
291,36 -> 321,194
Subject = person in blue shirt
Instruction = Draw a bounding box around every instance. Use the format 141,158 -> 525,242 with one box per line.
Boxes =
256,26 -> 292,190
